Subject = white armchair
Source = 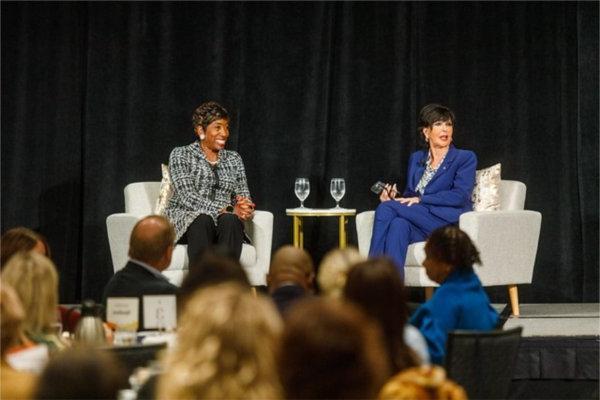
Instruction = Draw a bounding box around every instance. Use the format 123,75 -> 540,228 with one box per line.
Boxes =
356,180 -> 541,316
106,182 -> 273,286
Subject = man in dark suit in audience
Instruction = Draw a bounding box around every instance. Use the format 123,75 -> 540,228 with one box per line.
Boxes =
267,245 -> 315,316
102,215 -> 178,330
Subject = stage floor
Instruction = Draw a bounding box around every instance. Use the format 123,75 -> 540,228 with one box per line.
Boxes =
502,303 -> 599,336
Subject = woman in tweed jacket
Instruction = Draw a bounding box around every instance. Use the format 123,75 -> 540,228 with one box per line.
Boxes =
164,101 -> 254,264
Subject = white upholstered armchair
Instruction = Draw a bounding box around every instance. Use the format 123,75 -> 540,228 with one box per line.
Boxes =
106,182 -> 273,286
356,180 -> 541,316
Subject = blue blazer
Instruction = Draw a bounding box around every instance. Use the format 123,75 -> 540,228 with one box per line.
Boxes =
403,145 -> 477,224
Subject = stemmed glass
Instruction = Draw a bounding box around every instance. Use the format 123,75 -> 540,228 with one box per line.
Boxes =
295,178 -> 310,208
330,178 -> 346,209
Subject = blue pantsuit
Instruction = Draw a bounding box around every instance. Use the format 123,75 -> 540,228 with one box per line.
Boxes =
369,145 -> 477,275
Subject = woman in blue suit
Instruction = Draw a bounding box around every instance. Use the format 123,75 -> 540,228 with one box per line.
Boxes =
369,104 -> 476,276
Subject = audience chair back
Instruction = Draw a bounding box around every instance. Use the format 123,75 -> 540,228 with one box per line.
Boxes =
445,327 -> 523,399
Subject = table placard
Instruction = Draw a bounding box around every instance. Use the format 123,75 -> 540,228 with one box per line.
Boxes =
106,297 -> 139,331
143,295 -> 177,330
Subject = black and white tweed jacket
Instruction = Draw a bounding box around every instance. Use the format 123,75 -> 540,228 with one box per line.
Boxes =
164,142 -> 251,242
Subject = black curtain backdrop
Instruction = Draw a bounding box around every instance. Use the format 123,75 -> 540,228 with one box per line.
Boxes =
2,2 -> 598,304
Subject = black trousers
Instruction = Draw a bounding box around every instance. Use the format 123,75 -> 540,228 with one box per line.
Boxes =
183,213 -> 244,265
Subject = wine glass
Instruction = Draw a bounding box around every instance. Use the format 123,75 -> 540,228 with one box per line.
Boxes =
330,178 -> 346,209
294,178 -> 310,208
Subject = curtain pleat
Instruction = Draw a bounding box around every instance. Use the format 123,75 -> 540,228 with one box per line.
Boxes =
1,2 -> 597,303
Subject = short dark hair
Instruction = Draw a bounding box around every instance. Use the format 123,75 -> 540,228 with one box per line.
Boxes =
179,248 -> 250,310
344,258 -> 419,371
35,346 -> 127,399
425,225 -> 481,271
128,215 -> 175,264
1,227 -> 50,269
417,103 -> 455,145
270,245 -> 314,277
278,298 -> 390,399
191,101 -> 229,131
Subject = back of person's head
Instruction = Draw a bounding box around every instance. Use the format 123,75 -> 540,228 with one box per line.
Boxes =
179,248 -> 250,309
0,281 -> 26,358
426,225 -> 481,271
344,257 -> 419,371
317,247 -> 365,298
128,215 -> 175,266
379,365 -> 467,400
278,297 -> 390,399
1,251 -> 58,335
35,346 -> 128,399
268,245 -> 315,291
1,227 -> 50,269
158,282 -> 283,399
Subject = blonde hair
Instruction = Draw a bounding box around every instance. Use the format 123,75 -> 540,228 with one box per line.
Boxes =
1,280 -> 26,357
1,251 -> 59,336
157,283 -> 283,400
317,247 -> 365,298
379,365 -> 467,400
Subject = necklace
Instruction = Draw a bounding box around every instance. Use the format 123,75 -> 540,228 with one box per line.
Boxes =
429,149 -> 448,169
199,142 -> 219,165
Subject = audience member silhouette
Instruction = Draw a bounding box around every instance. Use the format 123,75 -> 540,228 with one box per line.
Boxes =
278,297 -> 390,399
1,252 -> 64,350
410,226 -> 499,364
317,247 -> 365,298
1,226 -> 50,269
378,365 -> 467,400
267,245 -> 315,315
102,215 -> 178,330
178,247 -> 250,312
157,283 -> 283,399
344,257 -> 430,368
0,228 -> 80,332
35,346 -> 128,399
1,281 -> 38,399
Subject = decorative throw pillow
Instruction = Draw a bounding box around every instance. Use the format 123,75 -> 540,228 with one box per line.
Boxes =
154,164 -> 173,215
471,163 -> 501,211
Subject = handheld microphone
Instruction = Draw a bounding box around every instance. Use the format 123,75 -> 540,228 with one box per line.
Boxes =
370,181 -> 386,195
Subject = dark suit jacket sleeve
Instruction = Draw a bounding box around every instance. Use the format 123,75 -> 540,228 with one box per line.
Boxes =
420,150 -> 477,207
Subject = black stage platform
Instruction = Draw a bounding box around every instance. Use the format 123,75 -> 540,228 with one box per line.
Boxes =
503,303 -> 599,399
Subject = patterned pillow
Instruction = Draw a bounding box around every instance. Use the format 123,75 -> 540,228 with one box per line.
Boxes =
154,164 -> 173,215
472,163 -> 501,211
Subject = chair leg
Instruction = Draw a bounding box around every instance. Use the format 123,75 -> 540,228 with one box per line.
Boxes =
508,285 -> 519,316
425,287 -> 434,300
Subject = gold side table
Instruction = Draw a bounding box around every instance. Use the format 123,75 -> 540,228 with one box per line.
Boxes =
285,207 -> 357,249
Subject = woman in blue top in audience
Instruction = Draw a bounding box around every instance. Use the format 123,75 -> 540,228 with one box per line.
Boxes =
410,225 -> 498,365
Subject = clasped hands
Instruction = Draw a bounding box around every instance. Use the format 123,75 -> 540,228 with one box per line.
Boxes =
233,195 -> 255,221
379,183 -> 420,206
